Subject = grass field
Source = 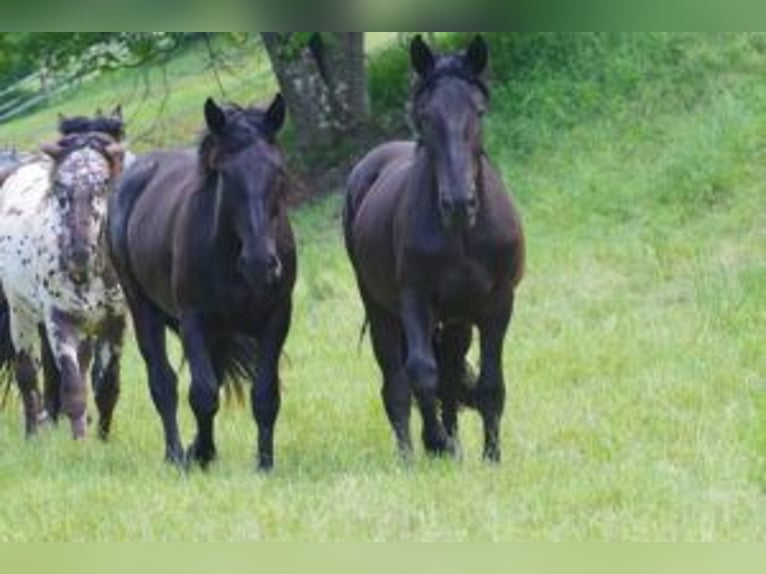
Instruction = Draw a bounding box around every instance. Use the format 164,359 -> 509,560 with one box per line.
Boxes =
0,33 -> 764,541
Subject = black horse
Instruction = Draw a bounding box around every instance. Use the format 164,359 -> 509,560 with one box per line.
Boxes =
344,35 -> 525,462
108,94 -> 295,470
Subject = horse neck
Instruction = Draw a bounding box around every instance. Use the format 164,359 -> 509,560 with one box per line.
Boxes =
191,174 -> 236,267
406,144 -> 441,216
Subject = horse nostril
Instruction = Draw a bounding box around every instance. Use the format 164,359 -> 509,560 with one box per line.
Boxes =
70,249 -> 90,269
439,196 -> 452,213
267,254 -> 282,281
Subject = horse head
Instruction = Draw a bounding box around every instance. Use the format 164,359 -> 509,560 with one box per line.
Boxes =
199,93 -> 287,289
410,34 -> 490,232
41,130 -> 125,285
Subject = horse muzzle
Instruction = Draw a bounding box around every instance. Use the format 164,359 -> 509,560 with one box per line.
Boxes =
66,249 -> 93,286
237,253 -> 283,289
439,195 -> 478,231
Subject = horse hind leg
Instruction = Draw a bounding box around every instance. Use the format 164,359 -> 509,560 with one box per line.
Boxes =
91,314 -> 126,440
363,294 -> 413,459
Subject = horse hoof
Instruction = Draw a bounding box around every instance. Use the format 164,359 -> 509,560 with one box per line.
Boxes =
482,449 -> 501,465
164,448 -> 185,467
255,456 -> 274,473
70,414 -> 87,440
97,425 -> 110,442
186,440 -> 216,469
445,436 -> 462,460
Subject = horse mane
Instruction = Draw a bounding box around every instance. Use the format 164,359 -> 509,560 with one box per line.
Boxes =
412,55 -> 490,102
197,104 -> 278,176
59,116 -> 125,141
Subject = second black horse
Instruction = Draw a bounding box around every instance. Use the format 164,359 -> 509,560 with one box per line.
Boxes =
108,94 -> 295,470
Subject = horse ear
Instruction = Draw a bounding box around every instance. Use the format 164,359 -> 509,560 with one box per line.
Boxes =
111,104 -> 123,122
465,34 -> 488,76
204,98 -> 226,134
410,34 -> 435,77
264,93 -> 286,136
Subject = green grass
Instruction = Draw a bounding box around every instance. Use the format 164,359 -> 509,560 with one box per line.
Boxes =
0,33 -> 765,540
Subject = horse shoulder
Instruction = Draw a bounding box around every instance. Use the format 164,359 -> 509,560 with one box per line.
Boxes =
478,159 -> 525,286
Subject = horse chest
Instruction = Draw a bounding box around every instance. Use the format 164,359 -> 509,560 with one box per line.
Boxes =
433,257 -> 494,318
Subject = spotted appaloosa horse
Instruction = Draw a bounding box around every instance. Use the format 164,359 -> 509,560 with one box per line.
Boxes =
0,125 -> 127,439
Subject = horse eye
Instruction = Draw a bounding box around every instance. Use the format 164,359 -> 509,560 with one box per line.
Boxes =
58,196 -> 68,209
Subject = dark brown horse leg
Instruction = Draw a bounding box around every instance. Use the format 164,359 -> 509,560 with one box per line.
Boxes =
401,289 -> 448,455
251,299 -> 291,472
39,324 -> 60,423
91,314 -> 126,440
435,322 -> 472,456
180,312 -> 219,468
131,297 -> 183,464
364,295 -> 412,458
14,350 -> 42,437
475,292 -> 514,463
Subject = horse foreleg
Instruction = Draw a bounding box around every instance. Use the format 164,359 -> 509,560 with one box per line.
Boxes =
475,291 -> 514,463
435,322 -> 473,457
46,310 -> 88,439
130,296 -> 183,464
9,308 -> 44,436
14,350 -> 42,437
91,314 -> 126,440
252,299 -> 291,472
180,311 -> 219,468
361,290 -> 412,459
401,289 -> 448,455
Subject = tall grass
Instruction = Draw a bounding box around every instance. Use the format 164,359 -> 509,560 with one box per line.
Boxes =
0,33 -> 764,540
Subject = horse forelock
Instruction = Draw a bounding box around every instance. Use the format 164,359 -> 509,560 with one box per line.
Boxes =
412,55 -> 490,105
49,146 -> 112,198
59,116 -> 125,141
197,105 -> 279,175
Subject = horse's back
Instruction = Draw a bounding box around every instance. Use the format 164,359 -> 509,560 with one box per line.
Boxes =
0,159 -> 50,214
109,149 -> 198,316
0,161 -> 52,278
344,141 -> 414,251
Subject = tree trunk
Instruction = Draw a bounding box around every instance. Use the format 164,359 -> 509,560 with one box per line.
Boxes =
261,32 -> 369,170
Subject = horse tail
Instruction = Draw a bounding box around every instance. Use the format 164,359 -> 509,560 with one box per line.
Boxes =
0,288 -> 15,409
208,333 -> 259,407
341,173 -> 358,259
